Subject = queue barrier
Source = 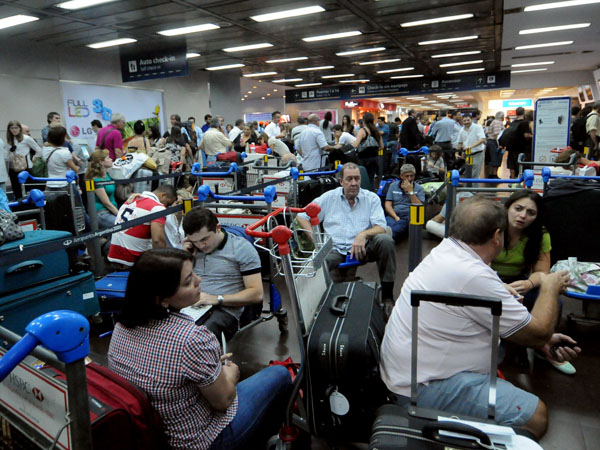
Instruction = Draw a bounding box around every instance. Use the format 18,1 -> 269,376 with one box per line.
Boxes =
541,167 -> 600,194
517,152 -> 577,176
397,146 -> 430,157
197,184 -> 277,204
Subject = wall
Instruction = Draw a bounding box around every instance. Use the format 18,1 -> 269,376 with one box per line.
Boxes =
0,41 -> 211,139
209,72 -> 242,126
510,70 -> 600,100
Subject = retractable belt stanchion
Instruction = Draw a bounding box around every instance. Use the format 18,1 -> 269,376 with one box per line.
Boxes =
84,178 -> 104,274
464,147 -> 473,182
408,204 -> 425,271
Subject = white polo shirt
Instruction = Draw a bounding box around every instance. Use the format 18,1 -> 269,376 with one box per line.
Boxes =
338,132 -> 356,146
380,237 -> 531,397
264,122 -> 281,139
458,123 -> 486,154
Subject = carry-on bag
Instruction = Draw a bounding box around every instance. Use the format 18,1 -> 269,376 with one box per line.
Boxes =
95,271 -> 129,312
297,176 -> 338,207
306,280 -> 386,440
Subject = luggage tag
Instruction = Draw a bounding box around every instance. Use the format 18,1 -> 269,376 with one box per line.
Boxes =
329,388 -> 350,416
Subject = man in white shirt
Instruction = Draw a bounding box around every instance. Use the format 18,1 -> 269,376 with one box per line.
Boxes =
296,114 -> 340,171
332,124 -> 356,146
380,196 -> 579,440
199,118 -> 232,163
457,115 -> 487,179
228,119 -> 244,142
264,111 -> 286,140
291,116 -> 308,149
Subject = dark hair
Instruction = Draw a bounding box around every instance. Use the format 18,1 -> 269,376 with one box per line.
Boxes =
153,184 -> 177,200
322,111 -> 332,129
182,207 -> 219,235
581,106 -> 593,117
332,124 -> 343,132
204,114 -> 212,121
449,196 -> 507,245
378,116 -> 385,122
117,249 -> 194,328
234,118 -> 244,127
133,120 -> 145,135
170,114 -> 181,122
515,107 -> 525,116
297,116 -> 306,125
47,112 -> 59,124
272,111 -> 281,119
188,116 -> 196,122
167,126 -> 185,145
504,190 -> 544,271
362,112 -> 381,147
47,126 -> 67,146
91,119 -> 102,128
342,114 -> 353,133
149,125 -> 161,140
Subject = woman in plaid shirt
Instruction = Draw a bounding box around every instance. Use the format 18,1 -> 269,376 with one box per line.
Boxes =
108,249 -> 292,449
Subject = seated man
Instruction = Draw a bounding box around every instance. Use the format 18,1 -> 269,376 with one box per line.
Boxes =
296,162 -> 396,311
182,207 -> 263,341
108,185 -> 177,267
384,163 -> 425,242
380,196 -> 579,439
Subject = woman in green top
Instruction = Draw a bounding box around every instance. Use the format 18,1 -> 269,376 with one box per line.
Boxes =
492,189 -> 575,375
85,150 -> 119,229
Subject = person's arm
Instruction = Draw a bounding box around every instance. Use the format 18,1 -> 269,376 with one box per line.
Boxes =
150,221 -> 167,248
113,132 -> 124,159
26,136 -> 43,156
351,225 -> 386,260
353,129 -> 366,149
197,272 -> 263,307
66,159 -> 80,173
384,200 -> 399,221
198,360 -> 239,412
95,187 -> 119,215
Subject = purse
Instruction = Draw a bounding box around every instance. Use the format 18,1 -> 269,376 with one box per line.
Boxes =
357,133 -> 379,159
0,209 -> 25,246
9,145 -> 28,172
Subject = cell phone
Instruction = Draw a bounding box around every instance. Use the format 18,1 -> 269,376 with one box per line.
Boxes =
549,341 -> 578,357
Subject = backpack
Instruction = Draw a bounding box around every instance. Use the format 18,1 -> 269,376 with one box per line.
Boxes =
571,116 -> 588,149
31,148 -> 59,178
498,120 -> 519,148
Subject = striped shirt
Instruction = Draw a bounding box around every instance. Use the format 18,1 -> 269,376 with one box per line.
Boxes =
298,186 -> 387,255
108,312 -> 237,450
486,119 -> 504,140
108,191 -> 166,266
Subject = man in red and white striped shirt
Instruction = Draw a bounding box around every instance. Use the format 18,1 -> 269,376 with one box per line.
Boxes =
108,185 -> 177,267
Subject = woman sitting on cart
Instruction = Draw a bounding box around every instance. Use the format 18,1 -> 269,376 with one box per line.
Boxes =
108,248 -> 292,450
491,189 -> 576,375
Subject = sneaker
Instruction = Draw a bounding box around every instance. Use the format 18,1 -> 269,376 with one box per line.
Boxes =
549,360 -> 577,375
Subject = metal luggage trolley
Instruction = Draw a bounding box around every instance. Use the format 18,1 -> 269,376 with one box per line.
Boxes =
245,204 -> 333,449
190,161 -> 240,195
7,189 -> 47,230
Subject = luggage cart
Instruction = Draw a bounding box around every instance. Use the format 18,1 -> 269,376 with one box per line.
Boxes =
190,162 -> 240,195
8,189 -> 47,230
246,204 -> 334,449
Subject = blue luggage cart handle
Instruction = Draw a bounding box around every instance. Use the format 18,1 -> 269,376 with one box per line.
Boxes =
397,146 -> 429,156
8,189 -> 46,209
18,170 -> 78,184
191,162 -> 238,177
290,165 -> 342,180
197,184 -> 277,204
450,169 -> 535,187
541,167 -> 600,183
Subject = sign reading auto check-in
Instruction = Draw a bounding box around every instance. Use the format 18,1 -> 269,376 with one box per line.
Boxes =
120,45 -> 188,83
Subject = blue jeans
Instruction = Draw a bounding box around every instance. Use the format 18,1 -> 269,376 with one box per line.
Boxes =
209,365 -> 293,449
386,215 -> 409,242
97,210 -> 117,229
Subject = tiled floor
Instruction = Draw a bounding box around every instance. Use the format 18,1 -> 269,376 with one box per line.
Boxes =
89,235 -> 600,449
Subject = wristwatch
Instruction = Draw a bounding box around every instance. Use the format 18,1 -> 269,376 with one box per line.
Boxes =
408,191 -> 415,196
217,295 -> 224,306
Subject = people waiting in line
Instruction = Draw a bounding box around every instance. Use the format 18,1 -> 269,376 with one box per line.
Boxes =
126,120 -> 152,154
319,111 -> 334,144
485,111 -> 505,179
380,196 -> 580,440
341,114 -> 355,136
200,118 -> 232,164
384,164 -> 425,244
290,116 -> 308,149
182,208 -> 264,341
164,188 -> 192,249
232,123 -> 258,152
586,102 -> 600,158
457,114 -> 486,179
296,114 -> 341,171
5,119 -> 43,199
228,119 -> 244,142
96,113 -> 126,160
332,124 -> 356,147
107,248 -> 292,450
43,125 -> 79,191
353,112 -> 383,183
85,150 -> 119,229
41,111 -> 61,142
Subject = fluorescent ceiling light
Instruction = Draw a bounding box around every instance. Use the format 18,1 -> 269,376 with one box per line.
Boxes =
511,61 -> 555,67
390,75 -> 424,79
273,78 -> 303,82
515,41 -> 573,50
376,67 -> 415,73
339,79 -> 370,83
186,53 -> 201,58
431,50 -> 481,58
251,6 -> 325,22
87,38 -> 136,49
418,35 -> 478,46
158,23 -> 220,36
56,0 -> 116,9
524,0 -> 600,12
449,99 -> 465,102
359,58 -> 401,65
446,68 -> 485,74
401,13 -> 474,27
336,47 -> 385,56
405,97 -> 427,100
511,68 -> 549,73
223,43 -> 273,52
0,14 -> 39,30
297,65 -> 334,71
520,23 -> 590,34
423,100 -> 437,103
322,73 -> 355,78
295,83 -> 322,87
243,72 -> 277,77
205,63 -> 245,71
266,56 -> 308,63
303,31 -> 362,42
439,60 -> 484,67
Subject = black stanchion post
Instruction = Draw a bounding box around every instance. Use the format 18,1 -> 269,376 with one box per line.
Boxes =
445,171 -> 455,238
85,179 -> 104,275
378,148 -> 384,182
408,204 -> 424,272
464,147 -> 473,186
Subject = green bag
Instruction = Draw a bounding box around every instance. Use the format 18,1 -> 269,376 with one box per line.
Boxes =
31,148 -> 58,178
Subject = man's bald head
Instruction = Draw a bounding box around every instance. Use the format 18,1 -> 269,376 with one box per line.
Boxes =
449,196 -> 507,245
307,114 -> 320,124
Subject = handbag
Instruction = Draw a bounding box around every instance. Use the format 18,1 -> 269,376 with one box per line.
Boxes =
9,145 -> 28,172
357,133 -> 379,159
0,209 -> 25,246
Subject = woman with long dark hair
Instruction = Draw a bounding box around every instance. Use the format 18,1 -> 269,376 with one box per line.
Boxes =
492,189 -> 575,374
341,114 -> 354,135
353,112 -> 383,183
319,111 -> 334,143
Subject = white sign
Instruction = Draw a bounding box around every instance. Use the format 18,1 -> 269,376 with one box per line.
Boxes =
60,81 -> 165,151
533,97 -> 571,164
200,177 -> 235,193
0,351 -> 71,449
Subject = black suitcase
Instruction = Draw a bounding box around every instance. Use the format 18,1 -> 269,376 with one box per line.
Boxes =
306,281 -> 386,440
297,176 -> 338,207
44,190 -> 84,235
369,291 -> 536,449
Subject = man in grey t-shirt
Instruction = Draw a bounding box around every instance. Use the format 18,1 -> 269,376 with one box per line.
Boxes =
182,207 -> 263,340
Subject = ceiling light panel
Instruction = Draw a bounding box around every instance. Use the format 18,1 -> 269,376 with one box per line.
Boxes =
303,31 -> 362,42
515,41 -> 573,50
431,50 -> 482,58
439,60 -> 484,67
295,82 -> 322,87
56,0 -> 117,9
87,38 -> 136,49
519,23 -> 590,34
322,73 -> 355,78
446,68 -> 485,74
376,67 -> 415,73
158,23 -> 220,36
418,35 -> 478,46
511,68 -> 549,73
297,65 -> 334,71
390,75 -> 424,79
251,6 -> 325,22
339,79 -> 370,83
401,13 -> 474,27
336,47 -> 385,56
524,0 -> 600,12
266,56 -> 308,63
0,15 -> 39,30
223,43 -> 273,52
273,78 -> 303,82
205,63 -> 245,71
186,53 -> 201,58
359,58 -> 401,65
243,72 -> 277,77
511,61 -> 555,67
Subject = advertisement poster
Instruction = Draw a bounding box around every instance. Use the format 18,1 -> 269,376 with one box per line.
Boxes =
533,97 -> 571,164
60,81 -> 165,150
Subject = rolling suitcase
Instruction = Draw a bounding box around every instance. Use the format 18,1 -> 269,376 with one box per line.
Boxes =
0,271 -> 99,337
95,271 -> 129,313
306,280 -> 386,440
369,291 -> 538,449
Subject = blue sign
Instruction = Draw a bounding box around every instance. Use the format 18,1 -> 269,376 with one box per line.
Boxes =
120,44 -> 188,83
502,99 -> 533,108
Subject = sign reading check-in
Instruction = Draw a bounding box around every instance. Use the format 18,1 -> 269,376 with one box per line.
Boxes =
120,45 -> 188,83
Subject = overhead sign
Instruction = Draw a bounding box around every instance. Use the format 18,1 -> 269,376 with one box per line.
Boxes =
120,44 -> 188,83
502,99 -> 533,108
286,71 -> 510,103
339,100 -> 396,111
533,96 -> 571,164
343,101 -> 359,107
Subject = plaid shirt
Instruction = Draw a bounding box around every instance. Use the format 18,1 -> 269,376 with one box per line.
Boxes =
108,312 -> 237,450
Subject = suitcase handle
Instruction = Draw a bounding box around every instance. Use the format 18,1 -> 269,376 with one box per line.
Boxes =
330,295 -> 349,316
422,421 -> 492,447
411,291 -> 502,316
7,260 -> 43,275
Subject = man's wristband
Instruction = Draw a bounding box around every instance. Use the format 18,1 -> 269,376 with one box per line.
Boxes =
529,280 -> 535,289
408,191 -> 415,196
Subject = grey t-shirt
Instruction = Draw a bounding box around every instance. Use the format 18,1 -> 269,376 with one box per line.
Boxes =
193,231 -> 261,319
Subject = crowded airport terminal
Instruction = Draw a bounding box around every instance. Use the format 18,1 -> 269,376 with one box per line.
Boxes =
1,0 -> 600,449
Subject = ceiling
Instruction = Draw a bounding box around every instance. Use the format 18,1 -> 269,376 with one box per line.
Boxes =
1,0 -> 598,92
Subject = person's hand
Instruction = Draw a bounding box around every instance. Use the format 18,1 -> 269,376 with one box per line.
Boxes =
504,284 -> 523,302
126,193 -> 142,204
400,179 -> 414,193
540,270 -> 570,294
182,237 -> 197,256
508,279 -> 534,295
195,291 -> 215,306
541,333 -> 581,363
220,353 -> 233,364
221,359 -> 240,384
351,233 -> 367,260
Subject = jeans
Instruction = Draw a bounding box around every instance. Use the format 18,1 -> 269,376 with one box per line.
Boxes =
209,365 -> 293,450
97,210 -> 117,229
386,215 -> 409,242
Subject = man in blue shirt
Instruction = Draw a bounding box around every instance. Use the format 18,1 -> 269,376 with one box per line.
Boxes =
296,162 -> 397,310
201,114 -> 212,133
384,164 -> 425,242
377,117 -> 390,148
